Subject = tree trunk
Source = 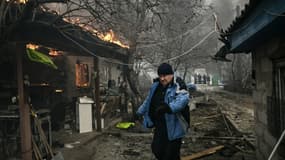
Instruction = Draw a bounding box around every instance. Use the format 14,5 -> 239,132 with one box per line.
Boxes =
183,66 -> 188,81
121,48 -> 142,117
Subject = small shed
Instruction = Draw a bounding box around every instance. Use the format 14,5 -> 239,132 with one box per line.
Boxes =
0,1 -> 129,159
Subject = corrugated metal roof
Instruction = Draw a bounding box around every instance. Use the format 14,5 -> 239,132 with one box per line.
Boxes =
213,0 -> 285,60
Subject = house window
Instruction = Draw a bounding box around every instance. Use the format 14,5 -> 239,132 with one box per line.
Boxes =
75,63 -> 89,87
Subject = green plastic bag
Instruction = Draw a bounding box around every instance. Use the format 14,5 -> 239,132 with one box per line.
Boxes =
116,122 -> 135,129
26,48 -> 58,69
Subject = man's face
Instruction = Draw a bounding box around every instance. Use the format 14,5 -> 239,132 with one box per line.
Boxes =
159,74 -> 174,87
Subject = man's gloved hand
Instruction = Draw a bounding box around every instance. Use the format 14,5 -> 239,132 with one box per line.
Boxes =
155,102 -> 172,116
176,77 -> 187,90
134,111 -> 144,122
134,114 -> 140,121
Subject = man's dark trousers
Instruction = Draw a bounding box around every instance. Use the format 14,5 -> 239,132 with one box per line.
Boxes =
151,121 -> 182,160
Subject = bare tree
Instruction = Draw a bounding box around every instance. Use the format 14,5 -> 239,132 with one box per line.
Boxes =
1,0 -> 211,104
135,0 -> 207,78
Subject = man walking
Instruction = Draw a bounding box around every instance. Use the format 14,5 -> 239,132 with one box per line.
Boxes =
137,63 -> 189,160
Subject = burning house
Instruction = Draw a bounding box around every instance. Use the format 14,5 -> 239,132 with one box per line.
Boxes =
214,0 -> 285,160
0,0 -> 130,159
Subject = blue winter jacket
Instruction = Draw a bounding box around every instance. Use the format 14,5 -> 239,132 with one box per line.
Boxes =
137,81 -> 190,141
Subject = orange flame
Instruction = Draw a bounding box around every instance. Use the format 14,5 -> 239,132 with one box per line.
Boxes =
49,50 -> 61,56
26,43 -> 39,50
27,43 -> 62,56
19,0 -> 28,3
62,18 -> 129,48
7,0 -> 28,4
97,30 -> 129,48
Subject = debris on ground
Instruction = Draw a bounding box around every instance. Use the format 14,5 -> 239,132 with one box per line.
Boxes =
53,88 -> 256,160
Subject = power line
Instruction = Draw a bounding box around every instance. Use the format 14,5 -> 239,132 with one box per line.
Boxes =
155,30 -> 216,65
53,10 -> 265,67
136,16 -> 213,49
57,20 -> 216,66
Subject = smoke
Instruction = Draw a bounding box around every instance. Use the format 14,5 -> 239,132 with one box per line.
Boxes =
205,0 -> 249,29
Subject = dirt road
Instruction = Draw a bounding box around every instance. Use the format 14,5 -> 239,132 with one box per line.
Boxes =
55,88 -> 256,160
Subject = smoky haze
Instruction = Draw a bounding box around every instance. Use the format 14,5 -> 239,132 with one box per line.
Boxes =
206,0 -> 249,29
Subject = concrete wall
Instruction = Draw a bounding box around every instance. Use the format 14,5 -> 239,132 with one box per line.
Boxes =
253,38 -> 285,160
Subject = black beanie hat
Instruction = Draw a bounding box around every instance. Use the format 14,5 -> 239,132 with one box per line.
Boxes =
157,63 -> 174,75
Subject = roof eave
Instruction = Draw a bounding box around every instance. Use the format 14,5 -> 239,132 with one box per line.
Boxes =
7,11 -> 129,63
228,0 -> 285,53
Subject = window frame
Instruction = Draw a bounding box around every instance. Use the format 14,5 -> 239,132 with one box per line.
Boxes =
75,63 -> 90,88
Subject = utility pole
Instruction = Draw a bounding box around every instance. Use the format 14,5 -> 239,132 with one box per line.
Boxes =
94,57 -> 102,131
17,44 -> 32,160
